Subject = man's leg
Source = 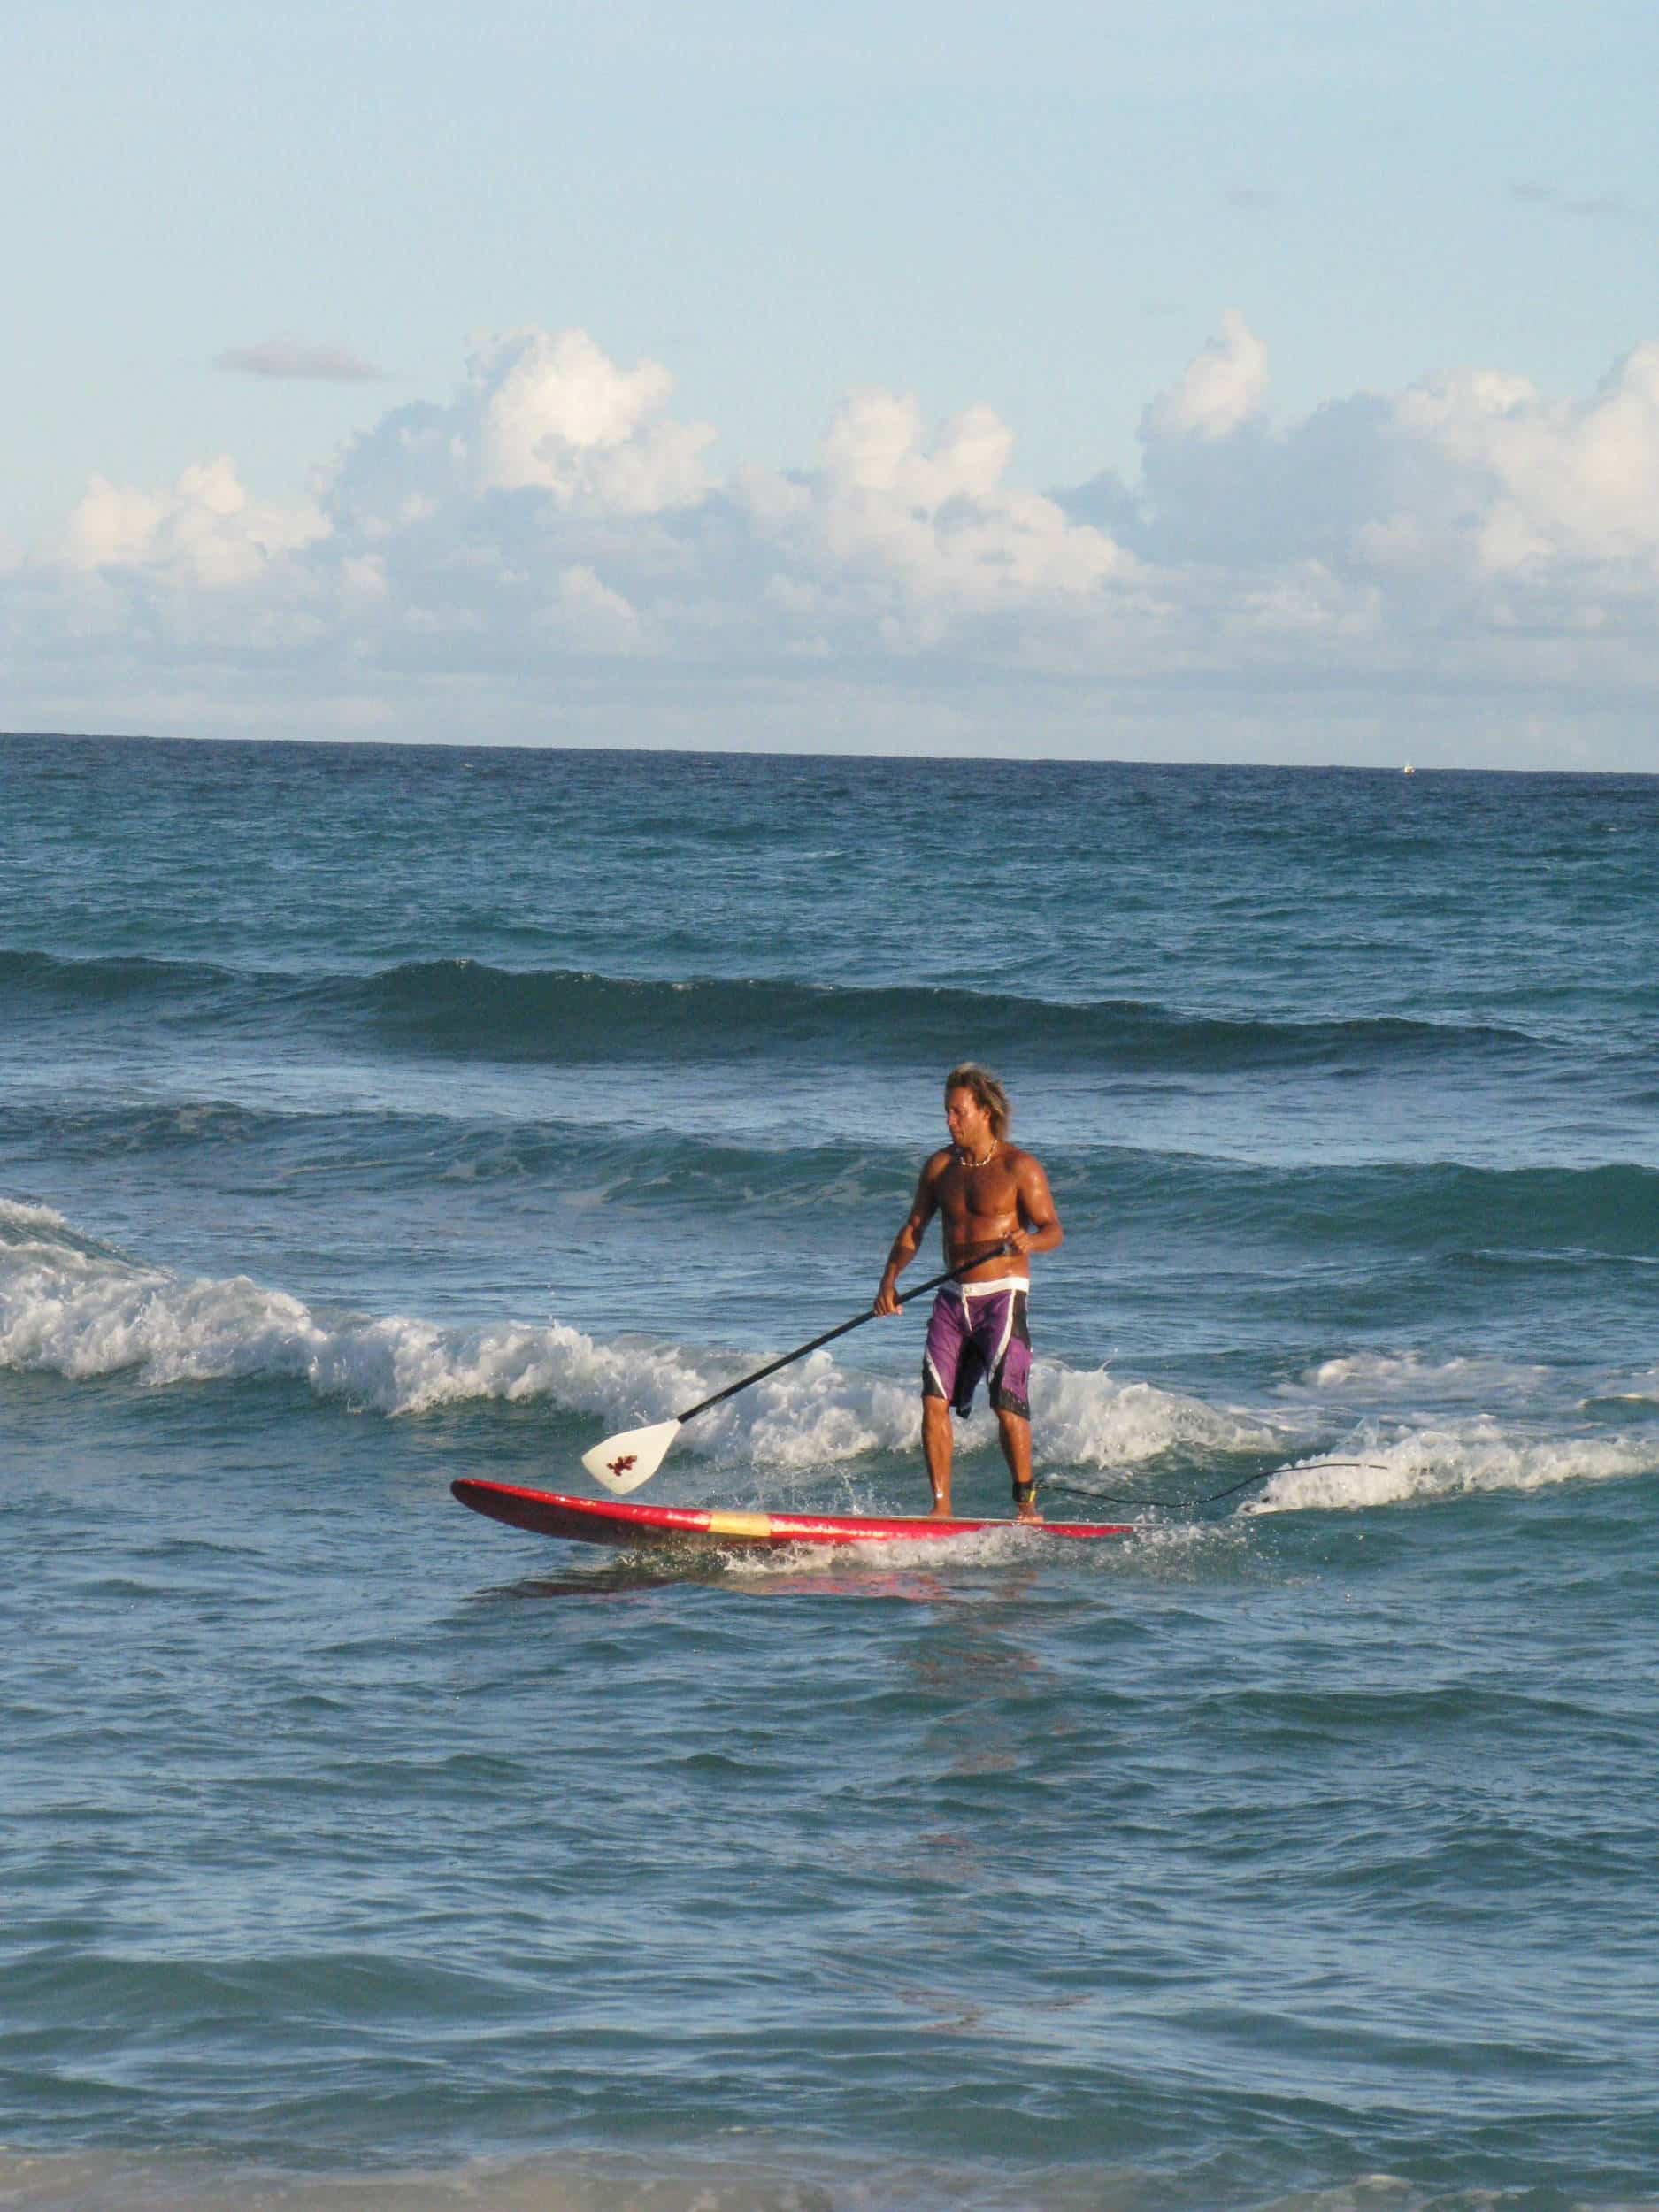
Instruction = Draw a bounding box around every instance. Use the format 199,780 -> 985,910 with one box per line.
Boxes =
986,1286 -> 1036,1519
996,1408 -> 1041,1521
921,1289 -> 966,1518
923,1394 -> 954,1517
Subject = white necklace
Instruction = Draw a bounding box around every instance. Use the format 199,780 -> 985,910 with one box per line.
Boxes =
958,1141 -> 998,1170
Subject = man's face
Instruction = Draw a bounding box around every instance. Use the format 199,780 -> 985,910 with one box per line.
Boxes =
945,1087 -> 993,1152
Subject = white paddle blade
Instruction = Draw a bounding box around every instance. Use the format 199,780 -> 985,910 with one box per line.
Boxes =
581,1419 -> 682,1494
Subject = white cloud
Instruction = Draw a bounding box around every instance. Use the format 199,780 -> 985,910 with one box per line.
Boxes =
64,457 -> 325,588
1388,344 -> 1659,575
327,329 -> 715,529
1143,308 -> 1270,441
740,390 -> 1131,649
9,319 -> 1659,767
548,563 -> 646,653
473,328 -> 707,509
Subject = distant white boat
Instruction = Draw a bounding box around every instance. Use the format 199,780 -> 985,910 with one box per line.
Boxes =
1402,763 -> 1416,776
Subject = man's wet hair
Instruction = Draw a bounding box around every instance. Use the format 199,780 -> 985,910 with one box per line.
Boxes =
945,1063 -> 1011,1140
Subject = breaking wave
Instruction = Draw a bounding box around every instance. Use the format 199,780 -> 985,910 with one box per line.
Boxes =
0,1201 -> 1282,1476
1248,1425 -> 1659,1513
9,1203 -> 1655,1510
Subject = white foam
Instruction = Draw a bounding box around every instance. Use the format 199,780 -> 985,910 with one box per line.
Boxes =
725,1349 -> 921,1466
0,1196 -> 73,1236
724,1516 -> 1248,1584
703,1517 -> 1247,1582
1293,1350 -> 1551,1401
0,1205 -> 1286,1479
1590,1366 -> 1659,1407
718,1521 -> 1072,1577
1247,1420 -> 1659,1514
0,1202 -> 706,1421
1036,1364 -> 1286,1466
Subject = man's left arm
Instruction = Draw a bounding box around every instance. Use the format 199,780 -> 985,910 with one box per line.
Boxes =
1006,1154 -> 1064,1258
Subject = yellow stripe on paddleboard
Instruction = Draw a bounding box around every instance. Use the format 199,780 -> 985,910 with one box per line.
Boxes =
704,1510 -> 774,1540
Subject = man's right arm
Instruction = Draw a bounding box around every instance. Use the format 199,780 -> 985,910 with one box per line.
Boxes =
874,1162 -> 941,1315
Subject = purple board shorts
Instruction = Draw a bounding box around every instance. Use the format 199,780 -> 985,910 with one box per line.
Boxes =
923,1277 -> 1033,1421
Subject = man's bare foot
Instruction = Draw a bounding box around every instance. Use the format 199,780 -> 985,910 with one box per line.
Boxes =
928,1497 -> 954,1519
1016,1505 -> 1043,1525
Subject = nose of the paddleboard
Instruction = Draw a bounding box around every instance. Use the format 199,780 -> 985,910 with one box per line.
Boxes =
582,1419 -> 681,1494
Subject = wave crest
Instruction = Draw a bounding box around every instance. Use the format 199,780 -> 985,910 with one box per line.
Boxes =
1249,1424 -> 1659,1513
11,1204 -> 1654,1509
0,1202 -> 1277,1477
0,946 -> 1536,1074
0,1200 -> 702,1419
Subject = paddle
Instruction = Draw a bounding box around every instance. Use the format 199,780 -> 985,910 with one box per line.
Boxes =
580,1241 -> 1012,1494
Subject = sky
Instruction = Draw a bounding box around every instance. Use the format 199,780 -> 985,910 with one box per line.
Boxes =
4,0 -> 1657,768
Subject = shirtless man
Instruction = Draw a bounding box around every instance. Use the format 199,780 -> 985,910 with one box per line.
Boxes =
874,1064 -> 1063,1522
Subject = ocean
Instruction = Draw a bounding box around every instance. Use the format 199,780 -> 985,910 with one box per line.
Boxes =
2,731 -> 1655,2212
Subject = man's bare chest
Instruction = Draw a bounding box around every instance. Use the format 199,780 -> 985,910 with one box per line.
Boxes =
937,1163 -> 1018,1216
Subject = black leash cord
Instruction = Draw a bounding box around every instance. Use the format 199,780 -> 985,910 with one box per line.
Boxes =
1041,1461 -> 1389,1512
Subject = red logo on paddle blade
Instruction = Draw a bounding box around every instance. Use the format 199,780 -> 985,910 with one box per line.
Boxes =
608,1454 -> 637,1476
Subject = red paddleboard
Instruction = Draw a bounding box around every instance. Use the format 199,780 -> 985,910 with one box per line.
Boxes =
452,1479 -> 1133,1550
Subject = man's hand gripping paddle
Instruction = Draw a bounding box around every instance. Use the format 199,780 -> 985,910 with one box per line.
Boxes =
581,1244 -> 1010,1494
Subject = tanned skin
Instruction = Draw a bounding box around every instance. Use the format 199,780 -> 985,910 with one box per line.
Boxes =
874,1085 -> 1063,1522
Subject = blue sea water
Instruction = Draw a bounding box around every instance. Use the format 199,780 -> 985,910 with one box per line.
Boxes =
2,731 -> 1656,2212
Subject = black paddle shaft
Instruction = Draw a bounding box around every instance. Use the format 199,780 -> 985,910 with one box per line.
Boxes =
675,1241 -> 1013,1425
